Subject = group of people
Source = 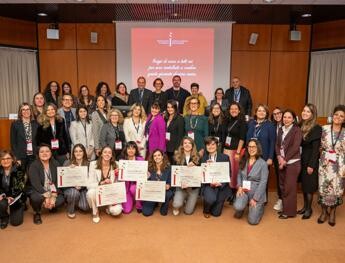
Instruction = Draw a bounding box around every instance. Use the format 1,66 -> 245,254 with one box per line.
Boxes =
0,75 -> 344,229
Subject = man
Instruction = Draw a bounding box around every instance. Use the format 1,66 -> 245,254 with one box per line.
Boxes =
165,75 -> 191,114
183,83 -> 208,116
128,76 -> 152,114
224,77 -> 253,116
57,94 -> 76,151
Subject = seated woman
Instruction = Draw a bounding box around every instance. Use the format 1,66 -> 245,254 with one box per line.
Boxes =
87,146 -> 122,223
233,139 -> 268,225
172,137 -> 200,216
120,141 -> 144,214
0,151 -> 25,229
201,137 -> 232,218
63,144 -> 90,219
28,144 -> 65,225
142,149 -> 174,216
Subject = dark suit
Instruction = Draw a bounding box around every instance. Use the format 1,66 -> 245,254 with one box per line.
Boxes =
201,153 -> 232,216
166,114 -> 185,163
224,86 -> 253,116
128,88 -> 152,115
165,87 -> 191,114
151,91 -> 168,112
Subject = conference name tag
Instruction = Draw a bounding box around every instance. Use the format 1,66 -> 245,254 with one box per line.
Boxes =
165,132 -> 171,141
325,150 -> 337,163
26,141 -> 33,152
51,139 -> 59,150
115,140 -> 122,150
49,183 -> 57,193
242,180 -> 251,191
187,131 -> 195,140
225,136 -> 232,146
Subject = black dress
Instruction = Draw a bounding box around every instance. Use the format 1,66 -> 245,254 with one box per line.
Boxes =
300,125 -> 322,193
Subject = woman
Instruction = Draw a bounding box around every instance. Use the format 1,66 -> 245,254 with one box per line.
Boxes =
10,103 -> 38,171
172,137 -> 200,216
59,82 -> 78,107
69,106 -> 95,160
151,78 -> 168,112
43,81 -> 60,106
210,88 -> 229,112
95,81 -> 112,105
271,107 -> 284,211
201,136 -> 232,218
208,103 -> 226,152
233,139 -> 268,225
32,92 -> 46,119
36,103 -> 69,165
91,95 -> 108,156
184,97 -> 208,156
100,108 -> 126,160
297,104 -> 322,219
142,149 -> 173,216
78,85 -> 95,114
165,100 -> 184,163
0,151 -> 25,228
87,146 -> 122,223
318,104 -> 345,226
112,82 -> 129,106
145,102 -> 166,155
275,109 -> 302,219
28,145 -> 64,224
120,141 -> 144,214
63,144 -> 90,218
223,102 -> 247,190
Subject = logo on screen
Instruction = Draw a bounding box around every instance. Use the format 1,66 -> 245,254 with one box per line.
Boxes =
157,32 -> 188,47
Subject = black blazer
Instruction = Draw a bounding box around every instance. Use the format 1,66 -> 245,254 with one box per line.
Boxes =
165,87 -> 191,114
10,119 -> 38,160
208,119 -> 227,151
0,164 -> 25,198
301,125 -> 322,170
36,119 -> 69,156
45,92 -> 59,107
111,96 -> 128,106
151,91 -> 168,112
28,159 -> 61,195
166,114 -> 185,153
128,88 -> 153,115
224,86 -> 253,116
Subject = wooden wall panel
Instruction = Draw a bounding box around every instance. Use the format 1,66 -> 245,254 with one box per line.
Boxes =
0,16 -> 37,48
232,24 -> 271,51
39,50 -> 78,93
312,19 -> 345,50
271,25 -> 311,52
38,23 -> 76,50
268,52 -> 309,112
231,51 -> 270,111
76,23 -> 115,50
77,50 -> 116,95
0,119 -> 12,150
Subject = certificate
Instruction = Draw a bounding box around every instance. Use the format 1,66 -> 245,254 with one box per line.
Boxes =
96,182 -> 127,207
136,181 -> 166,203
201,162 -> 230,184
57,166 -> 88,188
171,165 -> 202,187
118,160 -> 148,182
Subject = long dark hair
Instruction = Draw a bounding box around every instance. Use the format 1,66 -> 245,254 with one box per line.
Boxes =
239,139 -> 263,170
70,144 -> 89,166
96,146 -> 116,170
61,81 -> 72,95
116,82 -> 128,95
164,99 -> 178,120
208,102 -> 224,124
44,81 -> 60,97
76,105 -> 91,123
148,149 -> 170,173
95,81 -> 111,97
227,101 -> 245,121
120,141 -> 140,160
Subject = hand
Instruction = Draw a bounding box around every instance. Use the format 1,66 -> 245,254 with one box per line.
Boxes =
307,167 -> 314,175
50,197 -> 56,208
17,160 -> 22,166
266,159 -> 273,166
70,164 -> 76,168
181,182 -> 188,189
187,162 -> 195,167
104,179 -> 111,184
7,197 -> 14,204
198,149 -> 204,157
75,186 -> 81,190
249,199 -> 257,207
211,182 -> 221,188
43,198 -> 51,209
236,187 -> 244,197
234,153 -> 240,161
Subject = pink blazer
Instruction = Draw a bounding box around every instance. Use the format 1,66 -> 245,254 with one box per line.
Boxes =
146,114 -> 166,154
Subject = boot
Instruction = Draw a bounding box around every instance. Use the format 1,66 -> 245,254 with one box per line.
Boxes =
317,205 -> 328,224
297,193 -> 307,215
328,207 -> 336,227
302,193 -> 313,219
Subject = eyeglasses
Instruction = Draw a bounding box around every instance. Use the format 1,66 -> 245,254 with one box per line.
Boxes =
190,102 -> 199,105
1,157 -> 12,161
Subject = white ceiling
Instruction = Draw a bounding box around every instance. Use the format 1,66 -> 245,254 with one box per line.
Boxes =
0,0 -> 345,5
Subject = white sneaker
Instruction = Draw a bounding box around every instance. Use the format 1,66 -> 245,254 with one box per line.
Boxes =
172,208 -> 180,216
92,215 -> 100,223
67,213 -> 76,219
273,199 -> 283,211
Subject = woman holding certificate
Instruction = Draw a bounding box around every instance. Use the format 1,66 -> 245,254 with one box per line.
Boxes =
184,97 -> 208,156
63,144 -> 90,219
201,137 -> 232,218
142,149 -> 173,216
120,141 -> 144,214
28,145 -> 65,225
123,103 -> 147,158
233,139 -> 268,225
87,146 -> 122,223
172,137 -> 200,216
99,108 -> 126,160
91,95 -> 108,157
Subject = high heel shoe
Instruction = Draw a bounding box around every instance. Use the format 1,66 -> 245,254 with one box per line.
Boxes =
297,207 -> 306,215
302,209 -> 312,219
328,207 -> 336,227
317,210 -> 328,224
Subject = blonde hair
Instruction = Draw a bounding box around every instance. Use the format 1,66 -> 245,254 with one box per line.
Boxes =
174,137 -> 200,165
107,108 -> 124,124
126,103 -> 147,121
37,103 -> 63,128
185,96 -> 200,115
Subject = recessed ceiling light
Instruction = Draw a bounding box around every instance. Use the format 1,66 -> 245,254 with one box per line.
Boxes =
75,0 -> 85,2
301,13 -> 312,18
263,0 -> 275,3
37,13 -> 47,17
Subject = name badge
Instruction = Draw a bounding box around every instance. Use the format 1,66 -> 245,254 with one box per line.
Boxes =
145,134 -> 149,141
166,132 -> 171,141
280,147 -> 285,158
51,139 -> 59,150
26,141 -> 33,152
325,150 -> 337,163
187,131 -> 195,140
115,140 -> 122,150
215,137 -> 220,142
242,180 -> 251,191
50,183 -> 57,193
225,136 -> 232,147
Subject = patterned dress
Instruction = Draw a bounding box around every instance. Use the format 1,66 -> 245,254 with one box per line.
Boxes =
318,125 -> 345,207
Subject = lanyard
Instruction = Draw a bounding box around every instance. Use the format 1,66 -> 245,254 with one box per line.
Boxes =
173,89 -> 180,100
331,126 -> 343,149
81,121 -> 88,145
234,89 -> 241,102
208,153 -> 217,162
51,123 -> 56,139
189,115 -> 199,130
112,124 -> 119,140
44,168 -> 52,182
227,120 -> 238,135
254,120 -> 265,138
212,119 -> 220,134
132,118 -> 141,134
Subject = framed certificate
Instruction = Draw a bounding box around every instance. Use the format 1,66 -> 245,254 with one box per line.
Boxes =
118,160 -> 148,182
57,166 -> 88,188
136,181 -> 166,203
171,165 -> 202,188
96,182 -> 127,207
201,162 -> 230,184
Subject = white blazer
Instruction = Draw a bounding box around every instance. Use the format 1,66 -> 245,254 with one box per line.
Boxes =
123,117 -> 147,158
87,161 -> 116,190
69,120 -> 95,150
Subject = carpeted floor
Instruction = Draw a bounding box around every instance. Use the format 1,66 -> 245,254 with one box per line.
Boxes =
1,193 -> 344,263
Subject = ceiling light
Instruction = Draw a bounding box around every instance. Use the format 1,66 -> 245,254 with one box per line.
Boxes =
301,13 -> 312,18
263,0 -> 275,3
75,0 -> 85,2
37,13 -> 47,17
